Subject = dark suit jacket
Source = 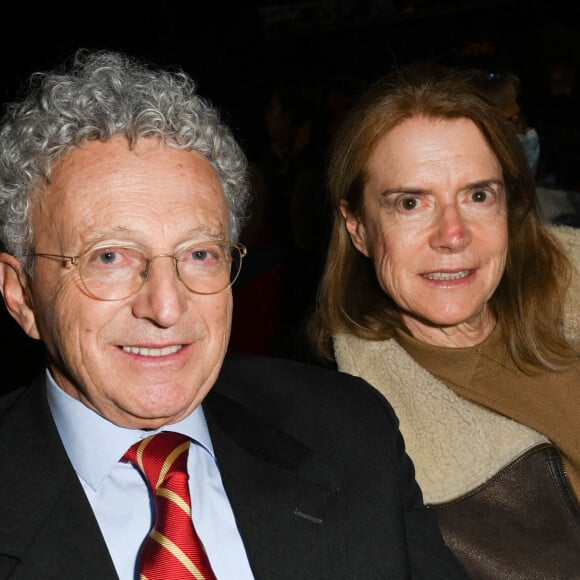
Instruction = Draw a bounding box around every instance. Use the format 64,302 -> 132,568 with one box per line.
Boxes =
0,355 -> 467,579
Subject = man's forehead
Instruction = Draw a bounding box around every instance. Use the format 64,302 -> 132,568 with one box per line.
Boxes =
31,138 -> 228,248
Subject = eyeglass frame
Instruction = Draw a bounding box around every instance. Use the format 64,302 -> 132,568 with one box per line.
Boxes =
31,239 -> 248,301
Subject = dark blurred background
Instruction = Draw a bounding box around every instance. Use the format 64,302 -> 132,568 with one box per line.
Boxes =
1,0 -> 579,387
2,1 -> 578,150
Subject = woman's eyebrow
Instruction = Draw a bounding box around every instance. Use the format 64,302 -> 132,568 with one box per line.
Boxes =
380,186 -> 427,197
463,178 -> 505,190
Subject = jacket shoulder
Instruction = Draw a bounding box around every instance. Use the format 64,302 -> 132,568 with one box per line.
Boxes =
217,355 -> 392,409
213,355 -> 401,444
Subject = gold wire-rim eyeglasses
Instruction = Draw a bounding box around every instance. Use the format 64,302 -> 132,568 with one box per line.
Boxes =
32,241 -> 247,301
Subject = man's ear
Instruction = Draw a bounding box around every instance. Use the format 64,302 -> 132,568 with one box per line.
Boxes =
339,200 -> 370,257
0,253 -> 40,340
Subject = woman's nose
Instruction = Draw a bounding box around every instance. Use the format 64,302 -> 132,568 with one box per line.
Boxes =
429,204 -> 471,252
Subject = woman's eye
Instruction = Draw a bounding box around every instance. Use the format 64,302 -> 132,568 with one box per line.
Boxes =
472,190 -> 489,203
400,197 -> 419,211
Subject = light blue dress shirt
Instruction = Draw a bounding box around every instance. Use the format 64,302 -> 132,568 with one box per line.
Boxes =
46,371 -> 254,580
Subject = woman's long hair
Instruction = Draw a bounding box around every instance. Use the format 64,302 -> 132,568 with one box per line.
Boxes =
308,61 -> 575,373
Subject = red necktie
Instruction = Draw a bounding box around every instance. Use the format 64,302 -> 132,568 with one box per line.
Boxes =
123,431 -> 217,580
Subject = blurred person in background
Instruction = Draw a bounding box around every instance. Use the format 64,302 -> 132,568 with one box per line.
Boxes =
467,68 -> 540,175
467,67 -> 578,226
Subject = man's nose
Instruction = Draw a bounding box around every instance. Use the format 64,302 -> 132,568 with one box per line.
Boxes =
130,255 -> 188,327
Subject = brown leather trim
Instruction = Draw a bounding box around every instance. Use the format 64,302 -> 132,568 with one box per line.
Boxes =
433,444 -> 580,579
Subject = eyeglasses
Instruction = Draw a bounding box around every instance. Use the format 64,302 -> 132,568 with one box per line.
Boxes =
33,240 -> 247,301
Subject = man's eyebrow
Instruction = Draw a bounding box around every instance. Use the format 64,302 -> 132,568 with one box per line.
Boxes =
82,226 -> 135,243
85,225 -> 224,241
185,226 -> 226,238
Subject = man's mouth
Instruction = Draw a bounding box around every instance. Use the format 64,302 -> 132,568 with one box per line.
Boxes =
121,345 -> 183,357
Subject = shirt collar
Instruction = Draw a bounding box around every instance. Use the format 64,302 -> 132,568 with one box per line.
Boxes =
45,369 -> 215,491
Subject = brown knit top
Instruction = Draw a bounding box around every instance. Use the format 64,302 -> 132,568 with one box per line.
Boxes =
396,325 -> 580,500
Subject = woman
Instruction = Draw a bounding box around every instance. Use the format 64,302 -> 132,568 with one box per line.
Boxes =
309,62 -> 580,579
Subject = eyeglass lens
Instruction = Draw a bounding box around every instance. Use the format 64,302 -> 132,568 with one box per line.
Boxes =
79,243 -> 243,300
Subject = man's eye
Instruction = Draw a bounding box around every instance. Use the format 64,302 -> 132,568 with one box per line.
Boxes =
191,249 -> 209,261
87,248 -> 123,266
187,246 -> 222,261
98,251 -> 119,264
87,247 -> 141,269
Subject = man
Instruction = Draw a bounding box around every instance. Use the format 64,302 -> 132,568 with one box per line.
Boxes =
0,49 -> 466,579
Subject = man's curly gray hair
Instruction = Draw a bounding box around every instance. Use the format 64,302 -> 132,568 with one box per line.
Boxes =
0,49 -> 250,272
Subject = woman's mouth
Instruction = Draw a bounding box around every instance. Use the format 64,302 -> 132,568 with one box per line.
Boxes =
423,270 -> 471,281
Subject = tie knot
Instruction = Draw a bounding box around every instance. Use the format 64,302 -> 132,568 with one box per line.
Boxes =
123,431 -> 191,492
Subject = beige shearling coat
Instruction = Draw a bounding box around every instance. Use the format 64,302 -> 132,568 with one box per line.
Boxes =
333,225 -> 580,505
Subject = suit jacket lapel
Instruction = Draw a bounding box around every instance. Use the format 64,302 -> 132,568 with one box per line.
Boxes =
203,389 -> 340,577
0,378 -> 117,579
